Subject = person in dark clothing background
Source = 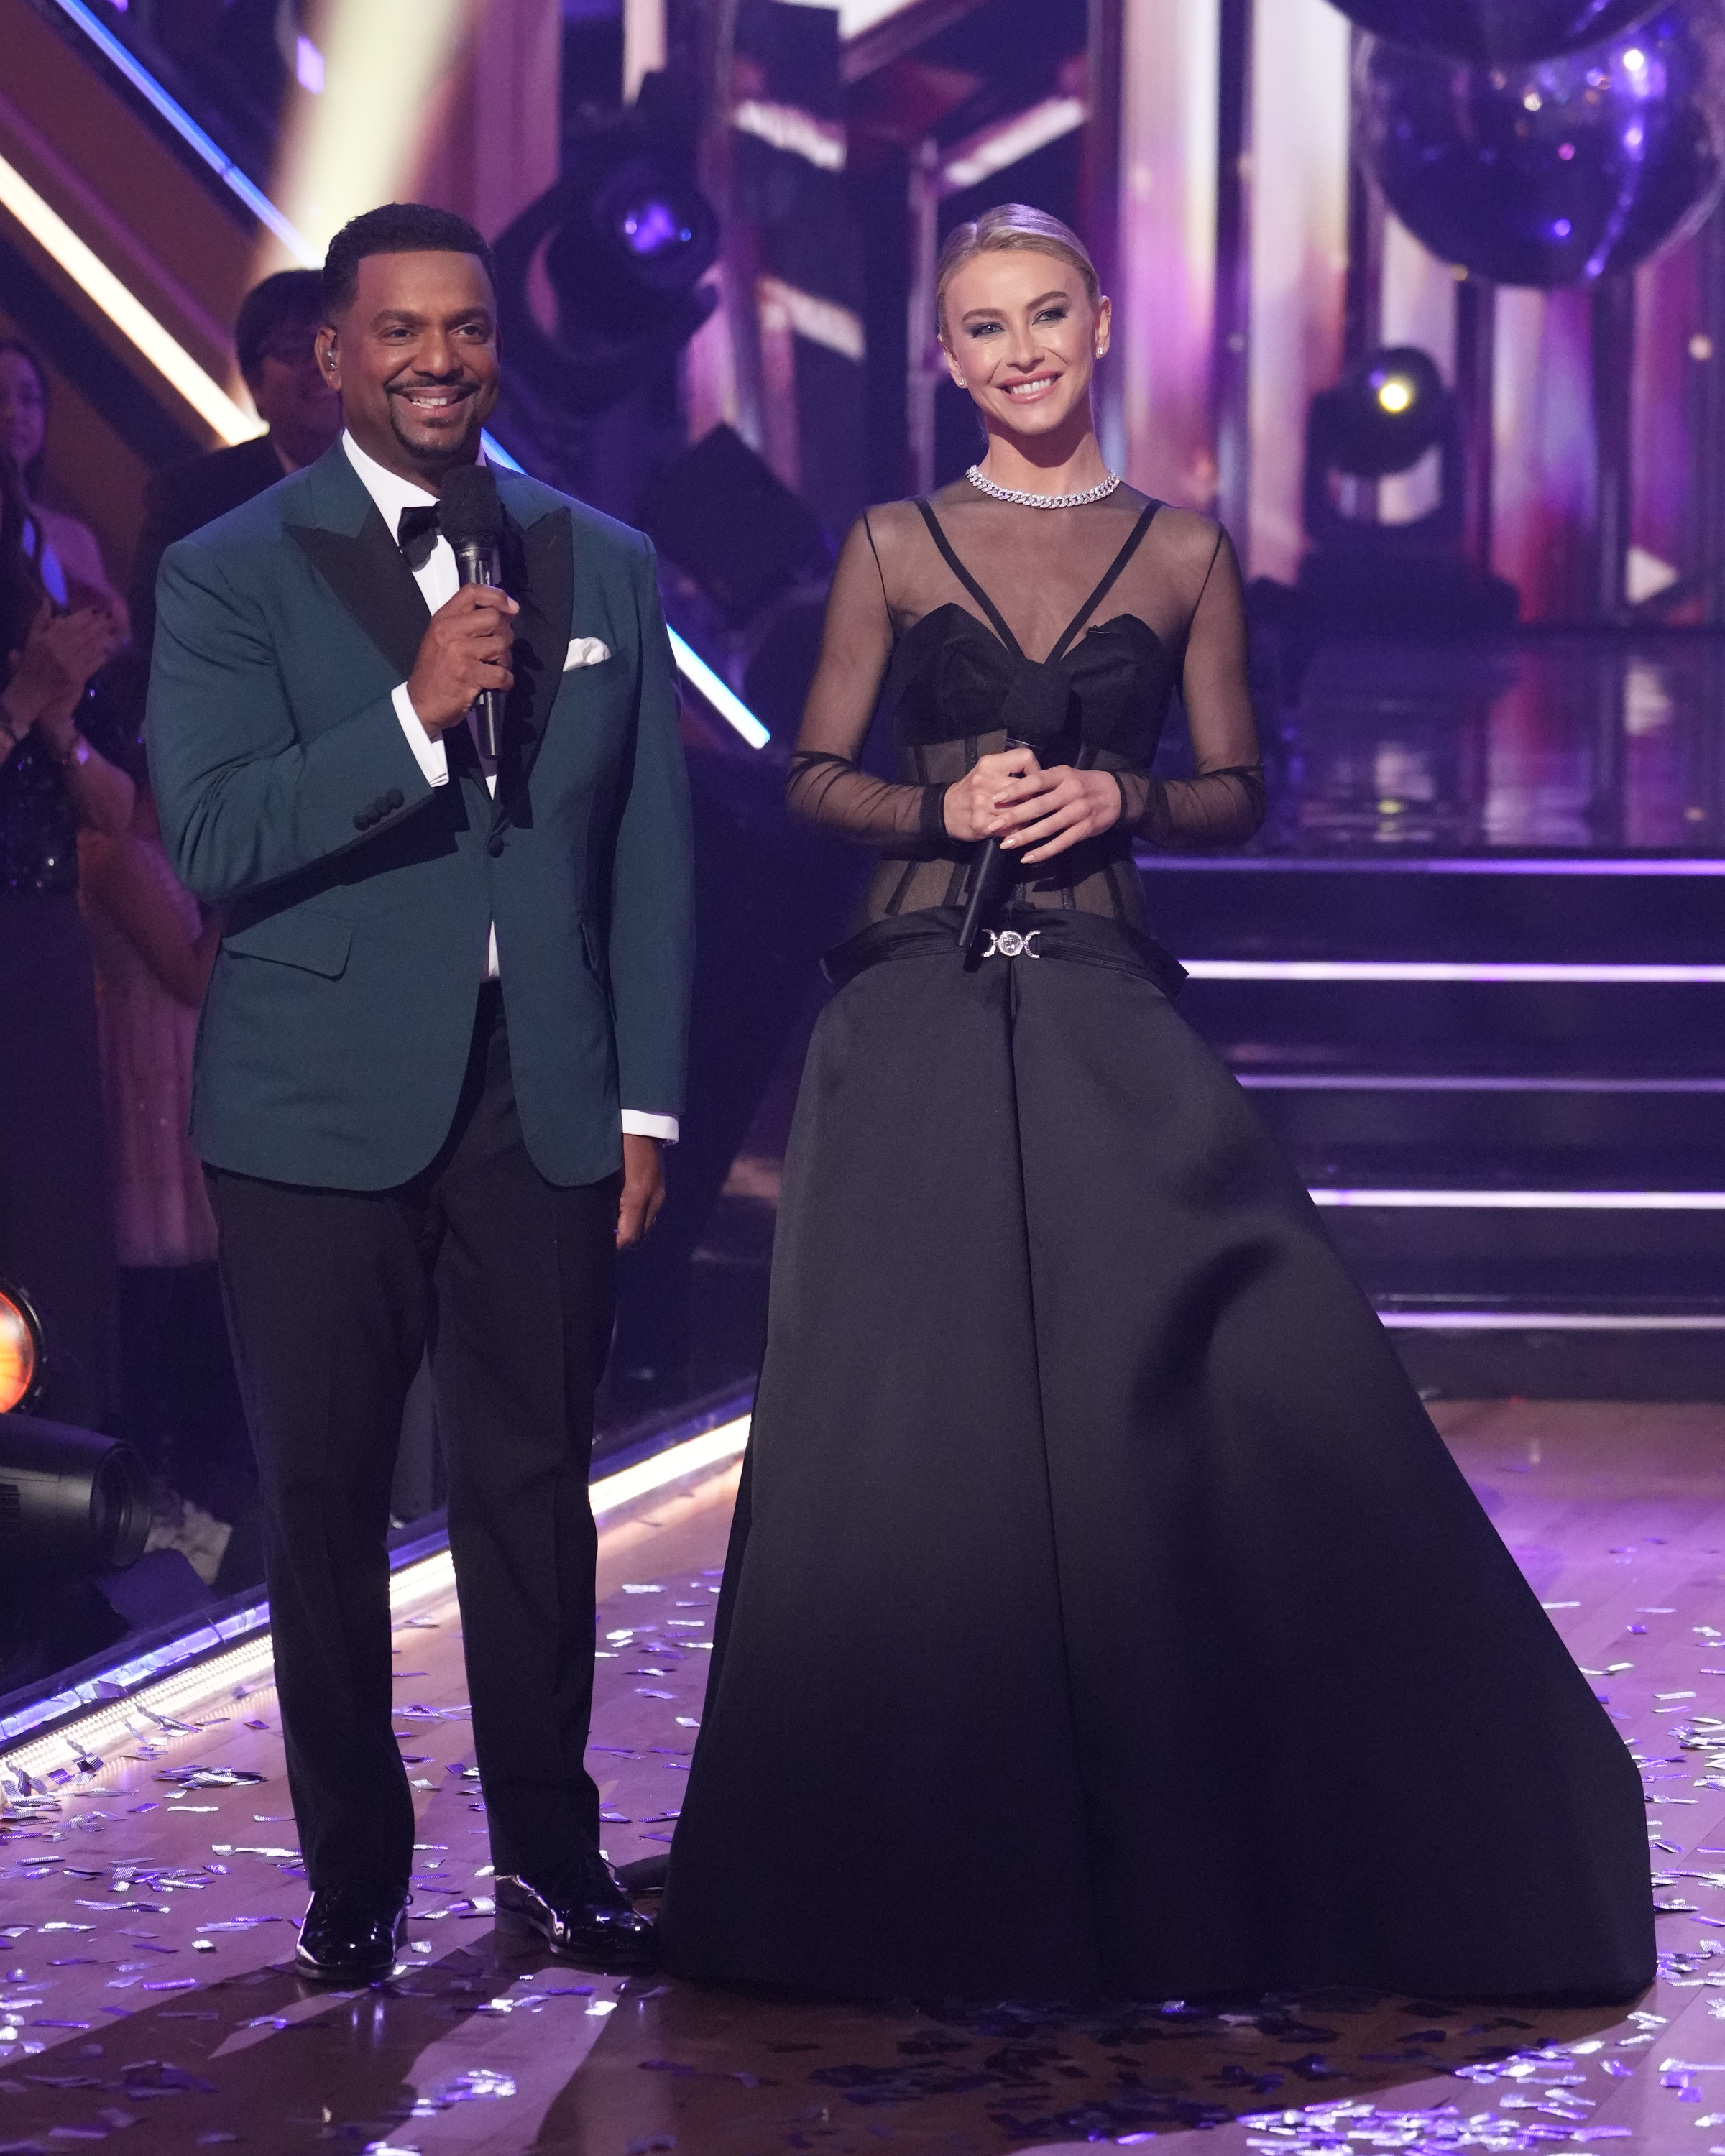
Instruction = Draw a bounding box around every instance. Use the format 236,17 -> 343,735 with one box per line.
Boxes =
0,338 -> 126,619
0,447 -> 132,1429
127,270 -> 341,659
18,269 -> 337,1567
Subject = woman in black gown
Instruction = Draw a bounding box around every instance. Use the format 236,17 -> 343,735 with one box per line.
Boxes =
659,206 -> 1652,2004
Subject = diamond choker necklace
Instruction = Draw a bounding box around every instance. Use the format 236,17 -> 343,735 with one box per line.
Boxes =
965,464 -> 1122,510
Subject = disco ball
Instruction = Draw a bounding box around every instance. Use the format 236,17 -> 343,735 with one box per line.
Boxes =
1356,2 -> 1725,285
1329,1 -> 1663,63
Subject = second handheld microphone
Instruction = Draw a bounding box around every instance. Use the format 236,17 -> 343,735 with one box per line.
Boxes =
438,464 -> 506,760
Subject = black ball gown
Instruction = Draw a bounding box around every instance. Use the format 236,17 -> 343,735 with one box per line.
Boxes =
659,483 -> 1653,2003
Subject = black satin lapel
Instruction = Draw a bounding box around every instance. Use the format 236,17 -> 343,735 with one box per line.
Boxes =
497,508 -> 573,804
289,510 -> 431,681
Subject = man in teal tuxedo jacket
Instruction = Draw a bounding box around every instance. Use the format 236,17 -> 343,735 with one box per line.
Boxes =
147,204 -> 691,1981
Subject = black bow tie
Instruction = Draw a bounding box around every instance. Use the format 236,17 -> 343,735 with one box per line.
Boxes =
397,504 -> 441,571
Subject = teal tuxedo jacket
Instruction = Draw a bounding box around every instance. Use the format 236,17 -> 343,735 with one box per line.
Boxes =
147,441 -> 693,1192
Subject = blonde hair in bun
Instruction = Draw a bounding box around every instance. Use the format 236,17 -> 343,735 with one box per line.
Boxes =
935,204 -> 1101,338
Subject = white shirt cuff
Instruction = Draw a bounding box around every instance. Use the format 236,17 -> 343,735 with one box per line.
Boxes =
392,683 -> 448,786
621,1110 -> 678,1144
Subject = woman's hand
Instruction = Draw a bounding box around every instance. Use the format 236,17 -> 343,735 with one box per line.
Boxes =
9,602 -> 122,721
942,746 -> 1044,844
945,750 -> 1126,864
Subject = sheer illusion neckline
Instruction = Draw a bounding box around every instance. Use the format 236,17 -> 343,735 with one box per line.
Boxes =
914,497 -> 1162,666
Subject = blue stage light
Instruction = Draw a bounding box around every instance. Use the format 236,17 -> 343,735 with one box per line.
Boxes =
620,199 -> 693,257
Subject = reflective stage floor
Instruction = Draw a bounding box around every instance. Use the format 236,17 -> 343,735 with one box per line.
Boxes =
1261,630 -> 1725,857
3,1400 -> 1725,2154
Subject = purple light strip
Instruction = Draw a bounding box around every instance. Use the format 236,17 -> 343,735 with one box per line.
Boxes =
1377,1310 -> 1725,1332
0,1603 -> 270,1749
1313,1189 -> 1725,1210
0,1391 -> 755,1754
1187,959 -> 1725,983
1241,1074 -> 1725,1093
1138,853 -> 1725,876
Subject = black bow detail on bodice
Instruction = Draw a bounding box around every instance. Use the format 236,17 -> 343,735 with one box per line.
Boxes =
888,606 -> 1178,763
999,658 -> 1076,747
888,497 -> 1179,765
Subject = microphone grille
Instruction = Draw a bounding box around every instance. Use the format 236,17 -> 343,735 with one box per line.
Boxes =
438,464 -> 502,545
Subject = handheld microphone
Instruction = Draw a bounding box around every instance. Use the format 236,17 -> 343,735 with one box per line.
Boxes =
955,736 -> 1031,956
438,464 -> 505,760
954,664 -> 1074,954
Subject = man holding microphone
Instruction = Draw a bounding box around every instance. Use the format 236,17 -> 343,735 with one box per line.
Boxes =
147,203 -> 692,1981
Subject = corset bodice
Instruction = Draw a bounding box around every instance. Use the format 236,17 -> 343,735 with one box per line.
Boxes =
885,604 -> 1180,769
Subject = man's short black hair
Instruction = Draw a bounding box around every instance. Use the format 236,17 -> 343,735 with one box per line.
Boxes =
322,204 -> 497,319
234,270 -> 325,385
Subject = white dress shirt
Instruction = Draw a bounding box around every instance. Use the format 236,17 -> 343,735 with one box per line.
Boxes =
342,433 -> 676,1143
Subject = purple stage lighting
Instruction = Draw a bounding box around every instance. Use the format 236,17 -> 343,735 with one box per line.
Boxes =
619,198 -> 692,257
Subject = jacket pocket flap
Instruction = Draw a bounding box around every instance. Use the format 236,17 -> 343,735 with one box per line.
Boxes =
224,908 -> 353,979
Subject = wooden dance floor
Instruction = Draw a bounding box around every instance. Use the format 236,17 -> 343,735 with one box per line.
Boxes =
3,1399 -> 1725,2155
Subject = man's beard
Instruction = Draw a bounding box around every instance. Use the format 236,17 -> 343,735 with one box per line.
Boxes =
387,389 -> 482,469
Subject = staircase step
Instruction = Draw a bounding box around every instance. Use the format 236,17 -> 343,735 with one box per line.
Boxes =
1179,977 -> 1725,1061
1316,1215 -> 1721,1306
1245,1076 -> 1725,1155
1379,1309 -> 1725,1403
1144,854 -> 1725,964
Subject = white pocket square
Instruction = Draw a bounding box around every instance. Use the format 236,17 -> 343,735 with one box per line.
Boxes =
564,636 -> 612,671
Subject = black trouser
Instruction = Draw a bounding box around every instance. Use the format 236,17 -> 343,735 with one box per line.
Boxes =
208,985 -> 617,1895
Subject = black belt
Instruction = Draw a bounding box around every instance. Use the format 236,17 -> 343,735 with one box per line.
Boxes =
823,905 -> 1187,1001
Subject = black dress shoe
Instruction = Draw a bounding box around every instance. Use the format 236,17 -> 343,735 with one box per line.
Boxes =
495,1861 -> 656,1971
295,1884 -> 409,1983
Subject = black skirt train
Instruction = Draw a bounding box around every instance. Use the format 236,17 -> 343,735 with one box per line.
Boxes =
660,907 -> 1653,2003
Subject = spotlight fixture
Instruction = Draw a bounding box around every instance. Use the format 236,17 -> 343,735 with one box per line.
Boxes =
0,1414 -> 150,1579
1305,345 -> 1453,508
494,103 -> 719,418
1297,344 -> 1517,628
0,1279 -> 42,1416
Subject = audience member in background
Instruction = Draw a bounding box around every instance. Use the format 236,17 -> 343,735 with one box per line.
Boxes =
78,267 -> 337,1567
79,774 -> 258,1588
0,337 -> 126,618
0,448 -> 132,1429
128,270 -> 340,658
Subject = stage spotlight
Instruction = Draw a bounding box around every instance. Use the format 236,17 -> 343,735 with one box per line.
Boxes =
0,1280 -> 42,1415
1297,344 -> 1517,630
0,1414 -> 150,1578
494,105 -> 719,418
1310,346 -> 1450,491
546,154 -> 718,340
1303,344 -> 1460,553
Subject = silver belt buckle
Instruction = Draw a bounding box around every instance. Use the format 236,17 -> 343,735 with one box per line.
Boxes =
981,929 -> 1041,959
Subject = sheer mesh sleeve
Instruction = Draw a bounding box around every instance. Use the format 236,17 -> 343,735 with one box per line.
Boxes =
786,515 -> 950,852
1118,526 -> 1264,851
